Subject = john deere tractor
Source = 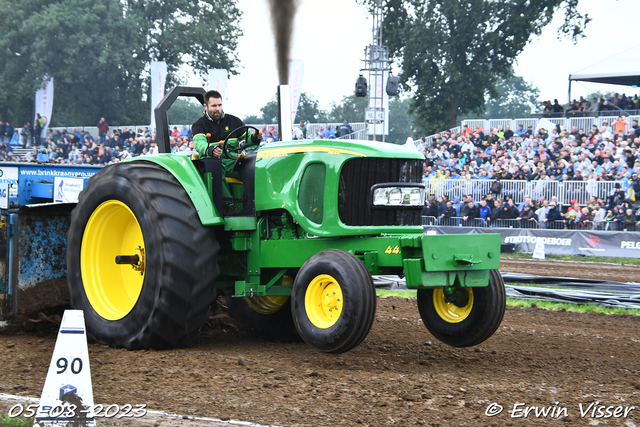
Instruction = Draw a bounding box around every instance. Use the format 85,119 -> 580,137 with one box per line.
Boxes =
66,87 -> 505,353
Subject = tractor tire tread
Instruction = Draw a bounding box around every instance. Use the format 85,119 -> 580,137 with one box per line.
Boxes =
67,162 -> 219,350
417,269 -> 505,348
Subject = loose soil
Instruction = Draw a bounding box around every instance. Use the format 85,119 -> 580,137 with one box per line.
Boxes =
501,258 -> 639,283
1,259 -> 640,426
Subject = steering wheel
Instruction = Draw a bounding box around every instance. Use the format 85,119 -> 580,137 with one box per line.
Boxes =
221,125 -> 261,159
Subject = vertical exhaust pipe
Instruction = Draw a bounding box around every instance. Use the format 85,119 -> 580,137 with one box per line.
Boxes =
277,85 -> 293,142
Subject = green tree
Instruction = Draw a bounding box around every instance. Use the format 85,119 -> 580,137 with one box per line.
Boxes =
482,71 -> 541,119
0,0 -> 243,127
297,93 -> 328,123
364,0 -> 589,135
124,0 -> 243,84
387,97 -> 415,144
243,115 -> 262,125
327,95 -> 368,123
167,98 -> 204,125
259,97 -> 279,124
260,92 -> 328,124
0,0 -> 145,126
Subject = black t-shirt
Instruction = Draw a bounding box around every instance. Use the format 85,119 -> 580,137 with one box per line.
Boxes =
449,143 -> 462,158
192,112 -> 246,143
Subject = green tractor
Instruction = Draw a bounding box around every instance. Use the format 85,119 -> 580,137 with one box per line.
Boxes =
66,87 -> 505,353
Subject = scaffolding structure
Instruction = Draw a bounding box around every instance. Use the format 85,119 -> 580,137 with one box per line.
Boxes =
361,0 -> 390,142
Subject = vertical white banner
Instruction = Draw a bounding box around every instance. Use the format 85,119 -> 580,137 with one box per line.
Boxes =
207,69 -> 228,101
34,76 -> 54,138
367,68 -> 389,136
288,60 -> 304,123
150,61 -> 167,131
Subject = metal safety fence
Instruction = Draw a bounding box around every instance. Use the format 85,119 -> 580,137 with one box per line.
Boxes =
47,122 -> 369,141
418,114 -> 640,152
422,215 -> 626,231
423,179 -> 624,206
457,115 -> 640,136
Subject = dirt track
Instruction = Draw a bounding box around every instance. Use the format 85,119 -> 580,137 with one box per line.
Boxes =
2,258 -> 640,426
500,257 -> 639,283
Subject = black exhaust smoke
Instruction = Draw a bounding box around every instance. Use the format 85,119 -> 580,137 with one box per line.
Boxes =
267,0 -> 298,84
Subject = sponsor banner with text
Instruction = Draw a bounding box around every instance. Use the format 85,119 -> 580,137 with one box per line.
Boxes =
150,61 -> 167,131
34,76 -> 54,138
423,226 -> 640,258
207,68 -> 228,101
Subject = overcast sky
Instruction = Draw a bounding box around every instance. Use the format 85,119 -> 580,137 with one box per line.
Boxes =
187,0 -> 640,119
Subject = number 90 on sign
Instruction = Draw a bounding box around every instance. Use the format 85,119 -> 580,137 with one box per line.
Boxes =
57,357 -> 83,374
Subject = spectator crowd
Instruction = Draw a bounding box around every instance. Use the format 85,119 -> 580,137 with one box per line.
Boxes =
422,192 -> 640,231
0,117 -> 355,165
1,110 -> 639,231
418,112 -> 640,231
542,93 -> 640,117
418,118 -> 640,187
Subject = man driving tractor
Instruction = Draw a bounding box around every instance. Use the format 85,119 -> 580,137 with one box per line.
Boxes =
192,90 -> 263,180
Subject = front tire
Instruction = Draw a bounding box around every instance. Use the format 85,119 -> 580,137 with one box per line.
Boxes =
67,161 -> 219,349
291,250 -> 376,354
417,269 -> 505,347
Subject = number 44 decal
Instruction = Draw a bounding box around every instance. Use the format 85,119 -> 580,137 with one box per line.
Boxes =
385,245 -> 400,255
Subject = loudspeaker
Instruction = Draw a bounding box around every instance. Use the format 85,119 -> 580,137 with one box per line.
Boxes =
355,75 -> 368,97
386,75 -> 400,96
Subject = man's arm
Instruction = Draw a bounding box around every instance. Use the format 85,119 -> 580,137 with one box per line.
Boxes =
192,132 -> 211,157
192,119 -> 222,158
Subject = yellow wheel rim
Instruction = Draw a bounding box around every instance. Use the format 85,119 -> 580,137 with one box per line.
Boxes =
81,200 -> 146,320
245,296 -> 289,314
245,276 -> 292,315
305,274 -> 343,329
433,288 -> 474,323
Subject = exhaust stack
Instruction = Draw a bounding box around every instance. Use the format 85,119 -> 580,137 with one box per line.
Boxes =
277,85 -> 293,142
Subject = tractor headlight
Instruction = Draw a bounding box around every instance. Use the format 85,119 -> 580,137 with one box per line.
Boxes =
371,184 -> 425,208
388,188 -> 403,205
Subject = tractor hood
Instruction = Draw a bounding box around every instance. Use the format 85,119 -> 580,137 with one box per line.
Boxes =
255,138 -> 424,161
255,139 -> 425,237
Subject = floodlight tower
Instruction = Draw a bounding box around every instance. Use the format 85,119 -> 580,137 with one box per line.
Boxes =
363,0 -> 390,142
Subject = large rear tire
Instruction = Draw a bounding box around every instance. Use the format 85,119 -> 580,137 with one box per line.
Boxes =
417,269 -> 505,347
291,250 -> 376,354
67,161 -> 219,349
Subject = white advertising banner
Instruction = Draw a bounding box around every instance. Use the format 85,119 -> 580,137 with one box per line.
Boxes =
288,60 -> 304,123
0,183 -> 9,209
207,68 -> 228,101
367,68 -> 389,136
54,177 -> 84,203
0,166 -> 19,198
150,61 -> 167,131
34,76 -> 54,138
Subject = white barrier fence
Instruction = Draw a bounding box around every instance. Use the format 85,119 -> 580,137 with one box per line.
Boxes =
460,116 -> 640,136
424,178 -> 624,206
47,122 -> 368,141
422,216 -> 621,231
421,114 -> 640,147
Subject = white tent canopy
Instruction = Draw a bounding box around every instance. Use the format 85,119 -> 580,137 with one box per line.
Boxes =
568,44 -> 640,101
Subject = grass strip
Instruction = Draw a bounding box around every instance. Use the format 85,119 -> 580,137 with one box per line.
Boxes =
0,414 -> 33,427
502,252 -> 640,265
376,289 -> 640,316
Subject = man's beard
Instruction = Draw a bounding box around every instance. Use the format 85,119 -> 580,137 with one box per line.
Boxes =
211,110 -> 222,120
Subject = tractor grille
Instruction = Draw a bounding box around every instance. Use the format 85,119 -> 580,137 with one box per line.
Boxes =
338,157 -> 423,226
